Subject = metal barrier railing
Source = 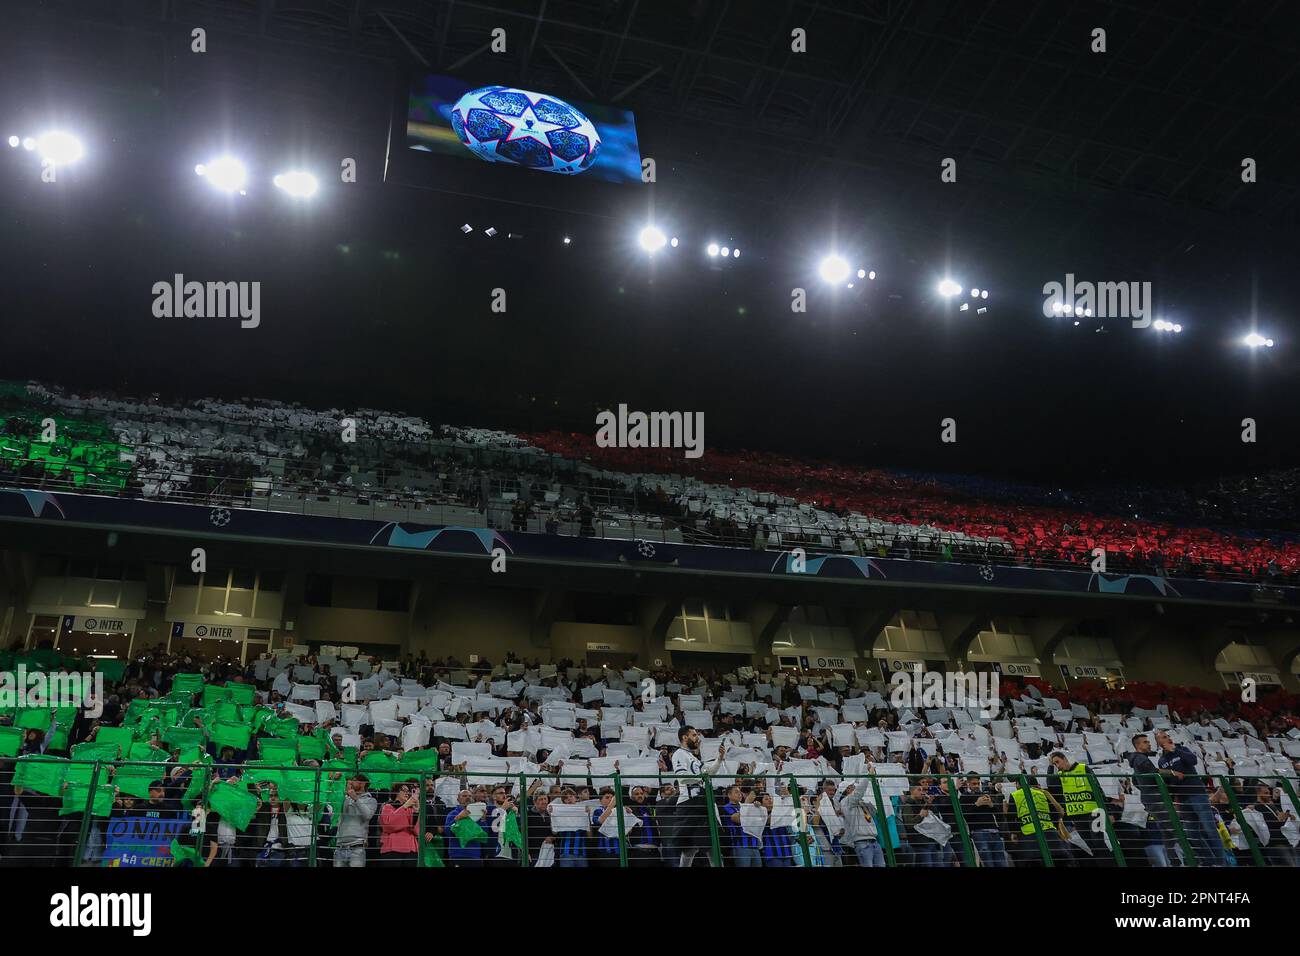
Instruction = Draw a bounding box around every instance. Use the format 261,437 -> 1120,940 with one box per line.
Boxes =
3,452 -> 1283,584
2,759 -> 1297,868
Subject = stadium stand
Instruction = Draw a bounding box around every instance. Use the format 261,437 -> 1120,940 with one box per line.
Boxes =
1,381 -> 1298,583
2,643 -> 1297,868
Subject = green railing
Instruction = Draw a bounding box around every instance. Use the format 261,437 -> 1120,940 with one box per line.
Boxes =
3,758 -> 1298,868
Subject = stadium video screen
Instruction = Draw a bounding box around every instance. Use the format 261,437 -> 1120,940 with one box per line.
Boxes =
406,73 -> 642,184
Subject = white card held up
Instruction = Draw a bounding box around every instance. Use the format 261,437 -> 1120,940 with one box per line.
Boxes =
549,803 -> 591,833
738,803 -> 768,840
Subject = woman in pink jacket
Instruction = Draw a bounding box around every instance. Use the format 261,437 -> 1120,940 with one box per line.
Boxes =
379,783 -> 420,865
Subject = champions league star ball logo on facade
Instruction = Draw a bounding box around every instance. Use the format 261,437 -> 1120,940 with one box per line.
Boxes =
451,86 -> 602,174
209,507 -> 231,527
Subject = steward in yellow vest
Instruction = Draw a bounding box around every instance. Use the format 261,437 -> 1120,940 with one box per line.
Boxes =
1008,782 -> 1067,865
1049,754 -> 1100,816
1010,785 -> 1052,834
1049,751 -> 1112,865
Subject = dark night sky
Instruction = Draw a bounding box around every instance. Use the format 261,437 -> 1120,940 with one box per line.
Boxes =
1,1 -> 1297,488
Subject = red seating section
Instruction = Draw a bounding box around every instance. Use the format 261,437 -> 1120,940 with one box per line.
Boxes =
524,430 -> 1300,579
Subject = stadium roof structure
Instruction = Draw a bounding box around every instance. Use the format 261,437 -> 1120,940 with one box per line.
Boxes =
16,1 -> 1297,245
2,0 -> 1298,481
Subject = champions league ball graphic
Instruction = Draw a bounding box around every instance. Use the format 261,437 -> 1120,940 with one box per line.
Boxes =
450,86 -> 602,174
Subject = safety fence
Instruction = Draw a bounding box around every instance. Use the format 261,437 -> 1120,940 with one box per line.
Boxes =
1,761 -> 1297,868
1,453 -> 1281,585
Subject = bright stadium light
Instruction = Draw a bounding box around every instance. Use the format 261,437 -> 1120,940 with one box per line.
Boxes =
937,278 -> 962,297
732,247 -> 739,258
1173,324 -> 1182,333
819,254 -> 851,284
981,289 -> 989,299
1154,319 -> 1167,331
670,236 -> 679,248
857,269 -> 866,279
1064,303 -> 1074,315
970,288 -> 980,298
21,137 -> 35,151
1243,332 -> 1274,348
6,135 -> 18,148
638,225 -> 667,252
1051,301 -> 1063,314
707,242 -> 720,257
868,270 -> 876,280
719,246 -> 730,257
196,155 -> 248,194
36,131 -> 84,166
562,236 -> 571,245
272,169 -> 319,198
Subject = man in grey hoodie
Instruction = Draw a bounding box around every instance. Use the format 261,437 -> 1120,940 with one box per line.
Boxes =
333,775 -> 377,868
839,782 -> 884,866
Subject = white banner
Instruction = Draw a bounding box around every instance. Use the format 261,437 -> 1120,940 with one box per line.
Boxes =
994,661 -> 1040,677
63,614 -> 136,635
170,621 -> 249,641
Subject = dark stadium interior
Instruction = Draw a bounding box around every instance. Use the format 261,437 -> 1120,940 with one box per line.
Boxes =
1,0 -> 1300,889
1,0 -> 1298,483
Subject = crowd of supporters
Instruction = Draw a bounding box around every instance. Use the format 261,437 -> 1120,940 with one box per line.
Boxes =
2,640 -> 1298,868
3,381 -> 1300,582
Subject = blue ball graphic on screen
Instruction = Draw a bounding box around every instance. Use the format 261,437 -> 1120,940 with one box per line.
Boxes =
451,86 -> 602,174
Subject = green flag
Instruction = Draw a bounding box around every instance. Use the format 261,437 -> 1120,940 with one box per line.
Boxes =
240,761 -> 283,787
15,707 -> 53,731
174,745 -> 206,766
259,737 -> 298,765
209,700 -> 240,725
247,706 -> 275,735
401,749 -> 439,774
128,740 -> 167,763
45,724 -> 71,754
71,740 -> 120,762
358,751 -> 400,789
171,673 -> 205,696
202,684 -> 234,708
112,763 -> 158,799
420,838 -> 446,868
263,716 -> 299,739
208,781 -> 259,831
13,756 -> 67,796
0,725 -> 23,757
279,767 -> 319,805
162,726 -> 207,751
94,658 -> 127,684
61,782 -> 114,817
226,682 -> 256,706
92,726 -> 134,751
169,839 -> 205,867
181,767 -> 211,812
450,817 -> 489,847
296,736 -> 327,762
63,761 -> 98,786
210,721 -> 251,751
502,809 -> 523,849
